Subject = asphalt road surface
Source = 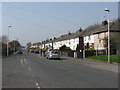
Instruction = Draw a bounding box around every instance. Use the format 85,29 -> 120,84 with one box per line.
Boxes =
2,52 -> 118,88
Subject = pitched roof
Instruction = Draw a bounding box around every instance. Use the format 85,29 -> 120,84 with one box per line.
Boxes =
37,19 -> 119,45
44,30 -> 82,43
81,19 -> 120,36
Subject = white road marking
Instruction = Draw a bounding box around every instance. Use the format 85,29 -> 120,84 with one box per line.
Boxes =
37,86 -> 40,89
24,57 -> 41,89
24,58 -> 27,64
28,67 -> 32,72
36,82 -> 40,89
21,59 -> 24,66
36,83 -> 39,86
32,75 -> 41,89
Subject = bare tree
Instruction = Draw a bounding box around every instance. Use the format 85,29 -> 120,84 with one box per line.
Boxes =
0,35 -> 8,44
26,42 -> 31,50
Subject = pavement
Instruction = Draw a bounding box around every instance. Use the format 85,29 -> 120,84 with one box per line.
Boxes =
63,56 -> 118,73
2,52 -> 118,88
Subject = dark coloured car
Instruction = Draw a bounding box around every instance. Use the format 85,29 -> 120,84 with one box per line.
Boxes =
15,50 -> 23,54
29,49 -> 34,53
34,49 -> 39,54
26,50 -> 29,53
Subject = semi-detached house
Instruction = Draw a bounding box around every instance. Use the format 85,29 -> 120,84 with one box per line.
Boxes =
81,19 -> 120,54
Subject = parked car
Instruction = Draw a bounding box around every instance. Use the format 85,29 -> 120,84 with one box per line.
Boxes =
15,50 -> 23,54
26,50 -> 29,53
29,49 -> 34,53
34,49 -> 39,54
45,49 -> 52,56
46,50 -> 60,59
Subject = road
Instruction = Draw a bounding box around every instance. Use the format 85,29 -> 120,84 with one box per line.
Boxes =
2,52 -> 118,89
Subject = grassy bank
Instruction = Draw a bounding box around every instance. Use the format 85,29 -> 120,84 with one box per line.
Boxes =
0,56 -> 6,58
87,55 -> 120,63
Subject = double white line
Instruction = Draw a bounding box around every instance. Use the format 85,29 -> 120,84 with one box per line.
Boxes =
20,58 -> 40,89
20,58 -> 28,66
24,58 -> 27,64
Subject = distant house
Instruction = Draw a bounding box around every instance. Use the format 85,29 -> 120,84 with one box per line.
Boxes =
41,28 -> 83,51
30,42 -> 42,49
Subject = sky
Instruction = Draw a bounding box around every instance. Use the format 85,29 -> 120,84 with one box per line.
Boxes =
1,2 -> 118,46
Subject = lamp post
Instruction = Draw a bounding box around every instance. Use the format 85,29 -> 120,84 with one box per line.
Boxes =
7,25 -> 12,57
104,8 -> 110,63
14,40 -> 15,53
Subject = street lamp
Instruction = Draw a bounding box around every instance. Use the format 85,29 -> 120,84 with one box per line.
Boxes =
14,40 -> 16,53
104,8 -> 110,63
7,25 -> 12,57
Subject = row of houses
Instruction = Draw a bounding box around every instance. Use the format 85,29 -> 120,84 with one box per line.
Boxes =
30,19 -> 120,56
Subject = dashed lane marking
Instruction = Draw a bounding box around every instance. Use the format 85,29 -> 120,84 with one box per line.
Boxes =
32,75 -> 41,89
24,58 -> 27,64
24,60 -> 41,89
28,67 -> 32,72
21,59 -> 24,66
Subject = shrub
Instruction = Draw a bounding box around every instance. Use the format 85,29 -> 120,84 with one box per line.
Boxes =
59,45 -> 71,51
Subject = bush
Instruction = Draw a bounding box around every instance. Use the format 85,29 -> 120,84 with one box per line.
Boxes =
59,45 -> 71,51
85,48 -> 95,51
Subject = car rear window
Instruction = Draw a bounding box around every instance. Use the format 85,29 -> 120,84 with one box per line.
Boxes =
53,51 -> 59,54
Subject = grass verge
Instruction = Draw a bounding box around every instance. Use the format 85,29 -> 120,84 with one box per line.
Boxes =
87,55 -> 120,63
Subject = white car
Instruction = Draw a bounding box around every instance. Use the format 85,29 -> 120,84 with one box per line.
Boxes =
45,49 -> 52,56
46,50 -> 60,59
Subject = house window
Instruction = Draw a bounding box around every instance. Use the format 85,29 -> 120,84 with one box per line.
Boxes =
98,34 -> 100,39
88,36 -> 91,40
66,41 -> 67,43
84,37 -> 86,41
99,40 -> 101,43
69,40 -> 71,44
